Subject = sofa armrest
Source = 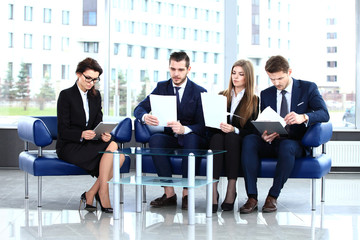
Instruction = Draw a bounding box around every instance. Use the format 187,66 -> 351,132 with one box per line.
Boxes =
134,119 -> 152,144
17,117 -> 53,147
112,117 -> 132,143
35,116 -> 58,139
301,122 -> 333,147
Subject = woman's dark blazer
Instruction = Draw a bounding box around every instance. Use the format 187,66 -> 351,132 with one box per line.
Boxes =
225,93 -> 259,137
56,83 -> 104,167
208,93 -> 259,139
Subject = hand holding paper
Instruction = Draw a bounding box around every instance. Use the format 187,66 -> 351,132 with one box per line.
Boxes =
144,114 -> 159,126
167,121 -> 185,134
219,122 -> 235,133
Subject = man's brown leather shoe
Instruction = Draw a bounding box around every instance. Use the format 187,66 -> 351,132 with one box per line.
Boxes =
150,194 -> 177,208
181,195 -> 188,210
262,196 -> 277,213
239,198 -> 258,214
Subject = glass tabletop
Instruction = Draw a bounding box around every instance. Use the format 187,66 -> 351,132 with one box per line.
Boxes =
101,147 -> 226,157
109,175 -> 218,188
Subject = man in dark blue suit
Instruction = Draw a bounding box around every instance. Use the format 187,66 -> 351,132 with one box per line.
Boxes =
239,55 -> 330,214
134,52 -> 207,209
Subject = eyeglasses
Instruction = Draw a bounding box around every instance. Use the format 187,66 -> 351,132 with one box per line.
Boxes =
82,73 -> 100,83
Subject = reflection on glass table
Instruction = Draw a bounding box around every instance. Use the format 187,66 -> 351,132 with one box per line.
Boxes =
102,147 -> 226,225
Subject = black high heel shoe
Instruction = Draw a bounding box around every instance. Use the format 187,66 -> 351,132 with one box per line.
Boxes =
95,193 -> 113,213
79,192 -> 97,212
221,192 -> 237,211
213,191 -> 219,213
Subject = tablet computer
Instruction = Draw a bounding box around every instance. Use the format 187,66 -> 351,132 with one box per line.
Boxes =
92,122 -> 118,140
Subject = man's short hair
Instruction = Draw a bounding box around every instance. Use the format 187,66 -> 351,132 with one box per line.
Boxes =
169,51 -> 190,68
265,55 -> 289,73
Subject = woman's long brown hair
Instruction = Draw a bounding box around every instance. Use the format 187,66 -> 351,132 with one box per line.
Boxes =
221,59 -> 258,127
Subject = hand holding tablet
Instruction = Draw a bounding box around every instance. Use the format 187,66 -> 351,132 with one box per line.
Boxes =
92,122 -> 118,140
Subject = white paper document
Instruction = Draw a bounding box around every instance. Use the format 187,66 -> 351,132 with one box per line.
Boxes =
201,93 -> 227,129
150,94 -> 177,126
251,106 -> 288,135
256,106 -> 286,126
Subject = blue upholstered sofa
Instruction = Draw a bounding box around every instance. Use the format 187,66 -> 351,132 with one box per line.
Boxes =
134,119 -> 333,210
17,116 -> 132,207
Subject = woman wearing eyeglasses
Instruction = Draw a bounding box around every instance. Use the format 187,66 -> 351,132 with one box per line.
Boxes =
56,57 -> 125,213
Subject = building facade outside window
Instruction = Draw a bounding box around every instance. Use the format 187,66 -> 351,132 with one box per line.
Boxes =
127,45 -> 133,57
141,46 -> 146,59
83,0 -> 97,26
44,8 -> 52,23
154,48 -> 159,59
43,64 -> 51,79
24,6 -> 32,21
62,11 -> 70,25
84,42 -> 89,52
8,33 -> 13,48
24,34 -> 32,49
9,4 -> 13,20
43,36 -> 52,50
61,37 -> 70,51
61,65 -> 69,80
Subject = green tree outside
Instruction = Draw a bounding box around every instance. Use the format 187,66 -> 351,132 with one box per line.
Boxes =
110,71 -> 127,116
14,62 -> 30,111
1,63 -> 16,101
35,77 -> 56,110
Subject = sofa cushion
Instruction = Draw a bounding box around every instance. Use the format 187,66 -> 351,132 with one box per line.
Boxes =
19,150 -> 131,176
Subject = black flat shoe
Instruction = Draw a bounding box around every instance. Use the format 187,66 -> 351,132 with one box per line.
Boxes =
150,194 -> 177,208
95,193 -> 113,213
79,192 -> 97,212
213,191 -> 219,213
221,192 -> 237,211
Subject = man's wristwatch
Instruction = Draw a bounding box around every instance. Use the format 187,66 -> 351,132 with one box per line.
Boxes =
303,114 -> 309,123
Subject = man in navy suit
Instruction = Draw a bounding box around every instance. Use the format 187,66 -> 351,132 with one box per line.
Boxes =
134,52 -> 207,209
239,55 -> 329,214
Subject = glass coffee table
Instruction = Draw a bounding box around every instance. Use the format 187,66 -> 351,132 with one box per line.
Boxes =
106,147 -> 226,225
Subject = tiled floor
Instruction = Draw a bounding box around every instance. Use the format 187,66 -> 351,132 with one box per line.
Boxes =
0,170 -> 359,240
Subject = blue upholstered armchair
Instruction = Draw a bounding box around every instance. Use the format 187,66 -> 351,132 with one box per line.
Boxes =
17,116 -> 132,207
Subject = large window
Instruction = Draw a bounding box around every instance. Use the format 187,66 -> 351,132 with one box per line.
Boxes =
0,0 -> 358,131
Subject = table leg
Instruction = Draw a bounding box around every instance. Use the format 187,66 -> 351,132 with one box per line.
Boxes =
206,151 -> 213,218
136,147 -> 142,213
188,153 -> 195,225
113,152 -> 120,220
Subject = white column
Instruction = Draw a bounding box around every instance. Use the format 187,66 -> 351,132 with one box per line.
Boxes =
136,147 -> 142,213
113,151 -> 120,220
206,150 -> 213,218
188,153 -> 195,225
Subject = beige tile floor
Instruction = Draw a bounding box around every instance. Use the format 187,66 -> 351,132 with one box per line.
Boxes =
0,170 -> 359,240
